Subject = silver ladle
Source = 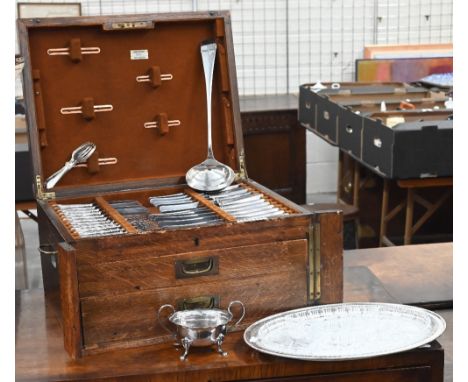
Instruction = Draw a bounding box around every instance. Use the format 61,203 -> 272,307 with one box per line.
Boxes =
46,142 -> 96,189
185,41 -> 235,192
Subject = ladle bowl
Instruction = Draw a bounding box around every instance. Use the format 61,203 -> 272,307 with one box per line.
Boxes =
186,157 -> 235,192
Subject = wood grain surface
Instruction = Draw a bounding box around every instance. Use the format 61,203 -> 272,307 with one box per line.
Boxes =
57,242 -> 82,359
81,265 -> 307,351
15,290 -> 444,382
317,211 -> 344,304
78,240 -> 307,298
344,242 -> 452,307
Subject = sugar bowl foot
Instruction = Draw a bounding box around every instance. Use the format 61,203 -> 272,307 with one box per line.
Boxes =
216,333 -> 227,356
180,337 -> 193,361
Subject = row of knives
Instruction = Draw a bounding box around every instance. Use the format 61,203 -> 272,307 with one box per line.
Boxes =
56,185 -> 290,237
201,184 -> 287,221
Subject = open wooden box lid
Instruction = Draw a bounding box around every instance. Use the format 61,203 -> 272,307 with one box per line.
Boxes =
18,12 -> 244,199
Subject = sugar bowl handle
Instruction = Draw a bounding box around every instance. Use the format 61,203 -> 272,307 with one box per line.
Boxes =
158,304 -> 177,336
227,300 -> 245,327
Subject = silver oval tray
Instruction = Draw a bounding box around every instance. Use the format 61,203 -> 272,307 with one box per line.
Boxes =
244,303 -> 446,361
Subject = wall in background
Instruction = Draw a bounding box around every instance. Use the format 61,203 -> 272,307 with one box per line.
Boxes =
16,0 -> 453,193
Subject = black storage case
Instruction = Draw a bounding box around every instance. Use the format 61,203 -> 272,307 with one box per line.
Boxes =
298,82 -> 453,179
299,83 -> 435,147
362,119 -> 453,179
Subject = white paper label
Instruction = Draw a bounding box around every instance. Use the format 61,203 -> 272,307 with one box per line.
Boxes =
130,50 -> 149,60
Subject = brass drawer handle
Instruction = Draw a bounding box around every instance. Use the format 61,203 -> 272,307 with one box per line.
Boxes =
175,256 -> 219,279
176,295 -> 220,310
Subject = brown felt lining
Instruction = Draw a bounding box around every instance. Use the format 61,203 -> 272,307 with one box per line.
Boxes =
86,150 -> 100,174
156,113 -> 168,135
149,66 -> 161,88
69,38 -> 83,62
81,97 -> 95,120
27,19 -> 236,190
32,70 -> 48,147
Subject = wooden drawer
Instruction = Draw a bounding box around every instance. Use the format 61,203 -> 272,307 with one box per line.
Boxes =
73,239 -> 308,351
78,240 -> 307,298
80,254 -> 308,351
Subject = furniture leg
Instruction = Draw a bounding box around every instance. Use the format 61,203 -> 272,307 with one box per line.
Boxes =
353,159 -> 360,208
404,188 -> 414,245
379,179 -> 389,247
411,190 -> 452,236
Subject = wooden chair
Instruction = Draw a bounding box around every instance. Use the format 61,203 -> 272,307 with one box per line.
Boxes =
379,178 -> 452,246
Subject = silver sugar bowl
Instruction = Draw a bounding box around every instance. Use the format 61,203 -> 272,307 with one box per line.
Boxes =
158,300 -> 245,360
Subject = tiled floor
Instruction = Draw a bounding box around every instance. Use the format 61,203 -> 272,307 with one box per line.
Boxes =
15,210 -> 452,381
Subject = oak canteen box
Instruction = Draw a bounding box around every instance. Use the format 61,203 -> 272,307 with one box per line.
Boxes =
19,12 -> 343,359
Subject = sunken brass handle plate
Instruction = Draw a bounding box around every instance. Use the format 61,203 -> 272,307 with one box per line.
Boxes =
175,256 -> 219,279
176,295 -> 220,311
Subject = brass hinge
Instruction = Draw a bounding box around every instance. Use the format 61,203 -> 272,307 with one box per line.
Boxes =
35,175 -> 55,200
308,221 -> 321,303
236,149 -> 248,180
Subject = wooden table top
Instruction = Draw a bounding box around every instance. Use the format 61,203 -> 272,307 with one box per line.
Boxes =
344,242 -> 452,308
16,290 -> 444,382
16,242 -> 451,381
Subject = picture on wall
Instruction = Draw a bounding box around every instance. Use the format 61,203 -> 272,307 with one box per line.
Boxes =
355,57 -> 453,83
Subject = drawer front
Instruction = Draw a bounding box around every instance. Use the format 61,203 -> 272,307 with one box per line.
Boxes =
78,239 -> 307,298
80,261 -> 308,350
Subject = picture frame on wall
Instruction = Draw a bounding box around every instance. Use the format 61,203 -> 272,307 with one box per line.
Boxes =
17,2 -> 82,19
363,43 -> 453,59
355,57 -> 453,83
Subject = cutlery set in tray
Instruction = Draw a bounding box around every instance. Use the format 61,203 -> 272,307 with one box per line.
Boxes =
51,183 -> 293,239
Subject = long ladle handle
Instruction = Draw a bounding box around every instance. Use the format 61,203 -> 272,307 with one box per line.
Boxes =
200,41 -> 217,159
